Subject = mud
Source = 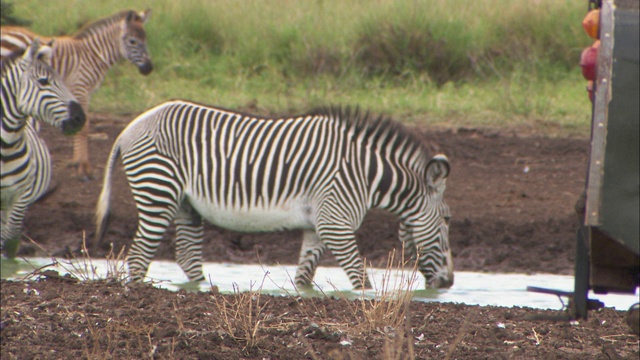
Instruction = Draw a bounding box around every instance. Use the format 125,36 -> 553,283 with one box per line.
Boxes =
5,112 -> 638,359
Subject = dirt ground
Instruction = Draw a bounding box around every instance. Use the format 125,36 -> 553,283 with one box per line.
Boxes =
21,112 -> 589,274
2,275 -> 639,360
2,112 -> 639,359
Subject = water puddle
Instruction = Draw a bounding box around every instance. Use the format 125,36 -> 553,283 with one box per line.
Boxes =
2,257 -> 637,311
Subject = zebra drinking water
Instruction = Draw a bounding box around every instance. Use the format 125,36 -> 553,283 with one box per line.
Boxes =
1,9 -> 153,180
96,101 -> 453,289
1,38 -> 86,257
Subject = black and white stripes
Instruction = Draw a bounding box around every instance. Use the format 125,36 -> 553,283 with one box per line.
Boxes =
1,9 -> 152,180
96,100 -> 453,289
1,39 -> 85,255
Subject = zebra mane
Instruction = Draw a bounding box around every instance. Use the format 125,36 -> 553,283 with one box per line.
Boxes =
73,10 -> 139,39
311,106 -> 430,156
214,103 -> 428,155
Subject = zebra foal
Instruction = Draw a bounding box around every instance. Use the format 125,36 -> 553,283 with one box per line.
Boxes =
1,9 -> 152,180
96,101 -> 453,289
1,39 -> 86,257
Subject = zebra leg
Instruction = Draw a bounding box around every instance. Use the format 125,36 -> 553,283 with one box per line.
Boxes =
316,224 -> 372,290
294,230 -> 327,288
0,199 -> 29,258
71,97 -> 92,181
174,208 -> 206,282
399,222 -> 418,264
127,227 -> 165,282
126,201 -> 178,282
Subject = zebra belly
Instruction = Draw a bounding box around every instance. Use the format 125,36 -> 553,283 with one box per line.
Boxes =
187,197 -> 315,232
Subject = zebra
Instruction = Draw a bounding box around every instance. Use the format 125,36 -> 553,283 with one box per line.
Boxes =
1,38 -> 86,257
95,101 -> 453,290
1,9 -> 152,180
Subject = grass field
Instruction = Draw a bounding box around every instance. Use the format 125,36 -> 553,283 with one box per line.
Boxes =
11,0 -> 594,135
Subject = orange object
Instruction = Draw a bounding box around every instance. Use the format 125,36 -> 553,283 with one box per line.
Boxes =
582,9 -> 600,39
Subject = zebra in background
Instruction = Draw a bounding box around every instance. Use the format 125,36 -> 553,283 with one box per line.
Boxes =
1,9 -> 152,180
96,101 -> 453,290
1,38 -> 86,257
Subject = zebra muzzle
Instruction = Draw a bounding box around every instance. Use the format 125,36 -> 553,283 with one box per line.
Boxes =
138,60 -> 153,75
61,101 -> 86,135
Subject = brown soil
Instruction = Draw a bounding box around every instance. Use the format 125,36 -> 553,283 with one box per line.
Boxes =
3,112 -> 638,359
2,276 -> 639,359
21,113 -> 589,274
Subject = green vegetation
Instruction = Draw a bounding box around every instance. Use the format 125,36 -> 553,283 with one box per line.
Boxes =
0,0 -> 31,26
13,0 -> 593,135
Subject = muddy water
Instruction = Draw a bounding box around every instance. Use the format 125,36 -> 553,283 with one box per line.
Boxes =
2,258 -> 637,311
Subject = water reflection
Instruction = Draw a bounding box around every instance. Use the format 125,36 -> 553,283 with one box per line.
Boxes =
2,257 -> 637,311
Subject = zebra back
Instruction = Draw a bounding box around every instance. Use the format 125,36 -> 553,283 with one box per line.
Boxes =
112,101 -> 432,214
1,27 -> 49,59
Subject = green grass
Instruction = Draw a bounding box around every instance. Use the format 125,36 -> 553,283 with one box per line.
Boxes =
12,0 -> 594,136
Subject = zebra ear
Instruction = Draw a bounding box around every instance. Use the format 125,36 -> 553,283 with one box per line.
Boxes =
426,154 -> 450,190
139,9 -> 152,23
127,9 -> 151,24
23,38 -> 51,63
35,41 -> 53,64
24,37 -> 42,63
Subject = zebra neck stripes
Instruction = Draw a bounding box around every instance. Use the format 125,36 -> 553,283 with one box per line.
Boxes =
48,36 -> 118,93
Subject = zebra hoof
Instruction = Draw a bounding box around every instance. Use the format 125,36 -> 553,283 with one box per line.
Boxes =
67,162 -> 94,181
294,281 -> 315,291
75,169 -> 95,182
2,239 -> 21,259
76,174 -> 95,182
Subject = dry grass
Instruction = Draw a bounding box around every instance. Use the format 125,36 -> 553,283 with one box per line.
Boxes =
293,249 -> 421,359
8,241 -> 422,358
21,232 -> 128,284
210,274 -> 270,350
194,249 -> 423,358
444,307 -> 480,360
355,250 -> 419,359
356,250 -> 418,334
6,239 -> 479,359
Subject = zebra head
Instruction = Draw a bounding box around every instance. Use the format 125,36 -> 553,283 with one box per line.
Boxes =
120,9 -> 153,75
16,38 -> 85,135
405,154 -> 453,289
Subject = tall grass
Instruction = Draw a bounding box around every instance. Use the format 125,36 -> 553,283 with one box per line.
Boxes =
13,0 -> 593,135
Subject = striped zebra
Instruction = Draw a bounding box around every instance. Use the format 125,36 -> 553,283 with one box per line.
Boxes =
1,9 -> 152,180
96,101 -> 453,289
1,38 -> 86,257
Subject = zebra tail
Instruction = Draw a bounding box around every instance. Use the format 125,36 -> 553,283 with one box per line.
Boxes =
95,139 -> 121,246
